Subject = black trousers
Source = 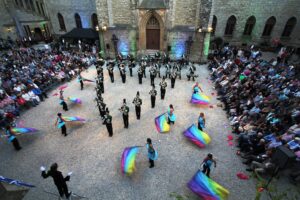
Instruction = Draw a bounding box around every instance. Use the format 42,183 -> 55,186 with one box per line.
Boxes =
100,110 -> 106,118
150,76 -> 155,86
138,75 -> 142,84
62,102 -> 68,111
99,82 -> 104,93
80,80 -> 84,90
161,89 -> 166,99
129,68 -> 133,77
106,123 -> 113,137
12,138 -> 21,150
135,106 -> 141,119
61,125 -> 67,136
151,96 -> 156,108
167,117 -> 175,125
171,78 -> 175,88
56,183 -> 70,198
149,159 -> 154,167
121,75 -> 126,83
202,164 -> 211,177
109,73 -> 114,83
123,114 -> 129,128
143,70 -> 146,78
198,123 -> 203,131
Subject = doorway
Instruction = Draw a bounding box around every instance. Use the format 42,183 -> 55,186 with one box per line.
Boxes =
146,16 -> 160,50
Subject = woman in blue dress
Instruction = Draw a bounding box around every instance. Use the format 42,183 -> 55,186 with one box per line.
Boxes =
55,113 -> 67,136
201,153 -> 217,177
5,125 -> 22,151
59,90 -> 68,111
167,104 -> 176,124
146,138 -> 157,168
198,112 -> 206,131
193,82 -> 203,94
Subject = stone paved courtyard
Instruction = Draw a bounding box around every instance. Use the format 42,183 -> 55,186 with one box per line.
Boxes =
0,64 -> 258,200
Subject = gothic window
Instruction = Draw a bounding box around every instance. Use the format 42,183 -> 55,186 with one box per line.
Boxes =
40,3 -> 45,16
36,1 -> 41,14
281,17 -> 297,37
19,0 -> 24,8
224,15 -> 236,36
243,16 -> 256,36
75,13 -> 82,28
25,0 -> 30,10
262,17 -> 276,37
57,13 -> 66,31
211,15 -> 217,36
91,13 -> 99,29
29,0 -> 35,11
147,16 -> 159,29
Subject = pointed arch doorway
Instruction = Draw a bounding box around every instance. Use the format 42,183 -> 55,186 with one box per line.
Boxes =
146,16 -> 160,50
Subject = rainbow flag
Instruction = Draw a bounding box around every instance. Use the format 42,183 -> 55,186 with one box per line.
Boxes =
62,116 -> 86,122
68,97 -> 82,104
187,170 -> 229,200
184,125 -> 211,148
11,127 -> 38,134
58,84 -> 68,90
121,146 -> 139,175
191,93 -> 210,105
155,114 -> 170,133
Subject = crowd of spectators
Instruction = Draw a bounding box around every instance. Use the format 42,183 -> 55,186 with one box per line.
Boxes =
0,42 -> 96,128
208,45 -> 300,182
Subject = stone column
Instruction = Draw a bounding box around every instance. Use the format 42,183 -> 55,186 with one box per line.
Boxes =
99,30 -> 106,58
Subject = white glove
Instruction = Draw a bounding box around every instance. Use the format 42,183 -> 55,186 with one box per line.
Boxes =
40,166 -> 46,171
67,172 -> 73,176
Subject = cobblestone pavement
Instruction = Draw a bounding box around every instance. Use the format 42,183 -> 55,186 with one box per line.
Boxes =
0,64 -> 257,200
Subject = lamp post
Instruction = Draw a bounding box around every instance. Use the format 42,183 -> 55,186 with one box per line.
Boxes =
96,25 -> 107,58
111,34 -> 119,58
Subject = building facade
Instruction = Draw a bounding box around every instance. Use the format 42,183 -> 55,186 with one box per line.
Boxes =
0,0 -> 299,60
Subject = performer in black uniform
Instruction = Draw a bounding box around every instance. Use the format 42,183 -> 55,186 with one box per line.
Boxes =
138,66 -> 143,84
155,63 -> 161,78
120,63 -> 126,83
171,70 -> 177,88
149,85 -> 157,108
103,108 -> 113,137
107,62 -> 114,83
149,65 -> 157,86
187,63 -> 197,81
97,74 -> 104,93
41,163 -> 71,199
165,62 -> 171,79
119,99 -> 129,128
159,77 -> 167,100
132,91 -> 142,119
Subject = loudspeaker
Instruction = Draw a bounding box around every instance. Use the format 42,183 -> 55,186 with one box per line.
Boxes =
271,146 -> 296,169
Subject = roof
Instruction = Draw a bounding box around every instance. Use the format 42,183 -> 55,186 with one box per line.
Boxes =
61,28 -> 99,40
139,0 -> 167,9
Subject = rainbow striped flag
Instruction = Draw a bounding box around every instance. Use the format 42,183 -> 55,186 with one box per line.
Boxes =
184,125 -> 211,148
155,113 -> 170,133
11,127 -> 38,134
68,97 -> 82,104
191,93 -> 210,105
187,170 -> 229,200
62,116 -> 85,122
121,146 -> 139,175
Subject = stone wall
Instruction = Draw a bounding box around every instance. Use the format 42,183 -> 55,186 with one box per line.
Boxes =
0,0 -> 16,39
45,0 -> 97,35
212,0 -> 300,47
172,0 -> 198,26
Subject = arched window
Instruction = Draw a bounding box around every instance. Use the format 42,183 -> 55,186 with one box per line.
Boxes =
36,1 -> 41,14
91,13 -> 99,29
281,17 -> 297,37
211,15 -> 217,36
243,16 -> 256,36
262,17 -> 276,37
224,15 -> 236,36
75,13 -> 82,28
29,0 -> 35,11
40,3 -> 45,16
25,0 -> 30,10
19,0 -> 24,8
57,13 -> 66,31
